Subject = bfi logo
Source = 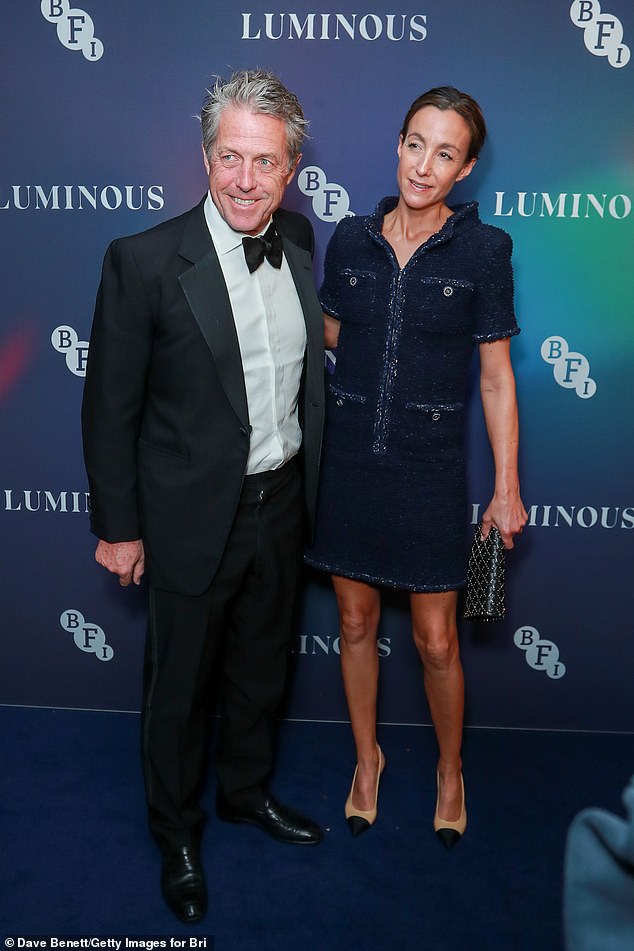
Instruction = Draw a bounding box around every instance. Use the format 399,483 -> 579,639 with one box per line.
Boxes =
52,325 -> 89,377
297,165 -> 353,223
41,0 -> 104,61
514,626 -> 566,679
60,610 -> 114,662
541,336 -> 596,399
570,1 -> 630,68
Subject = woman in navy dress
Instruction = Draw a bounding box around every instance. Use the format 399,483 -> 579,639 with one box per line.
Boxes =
305,87 -> 527,844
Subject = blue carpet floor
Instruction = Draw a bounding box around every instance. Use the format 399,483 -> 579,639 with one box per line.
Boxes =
1,707 -> 632,950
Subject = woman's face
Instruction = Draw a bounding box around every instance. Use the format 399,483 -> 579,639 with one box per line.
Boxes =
396,106 -> 476,212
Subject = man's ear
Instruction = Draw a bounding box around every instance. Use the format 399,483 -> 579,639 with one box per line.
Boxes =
201,143 -> 210,174
285,153 -> 302,186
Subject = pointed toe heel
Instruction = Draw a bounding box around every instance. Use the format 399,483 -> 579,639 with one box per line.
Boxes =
347,814 -> 372,837
433,771 -> 466,849
436,827 -> 462,850
344,744 -> 385,838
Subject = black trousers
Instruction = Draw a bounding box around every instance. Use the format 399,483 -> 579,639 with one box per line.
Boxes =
141,458 -> 303,852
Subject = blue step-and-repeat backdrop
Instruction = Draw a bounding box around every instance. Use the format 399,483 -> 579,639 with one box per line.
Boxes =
1,1 -> 632,731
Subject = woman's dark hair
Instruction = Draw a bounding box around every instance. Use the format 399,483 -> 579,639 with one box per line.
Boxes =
399,86 -> 487,161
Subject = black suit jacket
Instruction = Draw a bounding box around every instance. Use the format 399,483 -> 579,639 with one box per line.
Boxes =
82,198 -> 324,595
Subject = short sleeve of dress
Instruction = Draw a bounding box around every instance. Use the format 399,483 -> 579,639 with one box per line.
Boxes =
472,226 -> 520,342
318,219 -> 351,321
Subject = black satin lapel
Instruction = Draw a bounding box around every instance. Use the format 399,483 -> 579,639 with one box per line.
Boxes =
178,251 -> 249,430
282,239 -> 323,358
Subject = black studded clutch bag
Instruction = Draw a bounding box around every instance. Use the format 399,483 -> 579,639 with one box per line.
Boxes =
463,523 -> 505,621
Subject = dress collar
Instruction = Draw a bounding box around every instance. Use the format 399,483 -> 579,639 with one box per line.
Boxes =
367,197 -> 480,247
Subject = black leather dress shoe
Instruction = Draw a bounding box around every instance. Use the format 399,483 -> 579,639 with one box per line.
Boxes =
161,845 -> 207,923
216,791 -> 323,845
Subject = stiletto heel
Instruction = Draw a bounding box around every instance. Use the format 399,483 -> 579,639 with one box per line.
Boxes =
434,770 -> 466,849
345,744 -> 385,837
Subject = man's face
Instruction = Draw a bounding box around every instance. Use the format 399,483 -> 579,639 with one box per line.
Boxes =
204,105 -> 300,236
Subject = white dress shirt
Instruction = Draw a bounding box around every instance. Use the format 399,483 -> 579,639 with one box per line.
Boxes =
204,194 -> 307,475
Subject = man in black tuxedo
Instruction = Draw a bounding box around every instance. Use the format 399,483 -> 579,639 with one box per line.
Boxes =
81,70 -> 325,924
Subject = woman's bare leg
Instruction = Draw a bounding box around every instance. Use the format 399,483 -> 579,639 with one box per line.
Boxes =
411,590 -> 464,821
332,574 -> 383,811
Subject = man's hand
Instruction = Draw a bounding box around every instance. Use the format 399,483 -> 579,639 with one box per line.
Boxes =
95,539 -> 145,586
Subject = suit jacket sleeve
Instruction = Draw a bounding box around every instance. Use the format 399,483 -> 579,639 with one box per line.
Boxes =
81,237 -> 154,542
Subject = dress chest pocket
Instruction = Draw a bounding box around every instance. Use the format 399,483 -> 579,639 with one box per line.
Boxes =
409,277 -> 474,335
333,268 -> 378,324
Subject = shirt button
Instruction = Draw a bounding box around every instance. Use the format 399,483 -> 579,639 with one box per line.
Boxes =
443,286 -> 453,297
432,411 -> 441,421
336,398 -> 344,407
349,276 -> 357,286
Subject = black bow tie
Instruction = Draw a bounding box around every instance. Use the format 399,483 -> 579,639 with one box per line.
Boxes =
242,223 -> 283,273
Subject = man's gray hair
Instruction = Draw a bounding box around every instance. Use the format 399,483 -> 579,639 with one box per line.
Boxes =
201,69 -> 309,170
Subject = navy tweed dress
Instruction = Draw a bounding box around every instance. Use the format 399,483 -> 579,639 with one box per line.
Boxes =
304,198 -> 519,592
